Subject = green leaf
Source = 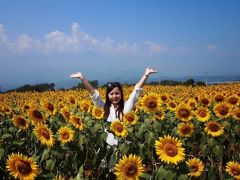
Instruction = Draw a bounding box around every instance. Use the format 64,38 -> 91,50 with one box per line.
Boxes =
213,145 -> 223,160
46,159 -> 56,171
9,126 -> 17,133
119,143 -> 129,154
165,170 -> 176,180
74,165 -> 84,180
207,137 -> 217,147
208,165 -> 215,180
79,135 -> 88,145
155,165 -> 166,180
0,148 -> 4,160
41,149 -> 49,161
178,174 -> 188,180
43,173 -> 55,178
139,124 -> 147,134
1,133 -> 13,139
12,140 -> 25,146
141,173 -> 152,179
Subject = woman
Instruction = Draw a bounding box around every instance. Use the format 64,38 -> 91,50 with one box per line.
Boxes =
70,67 -> 157,122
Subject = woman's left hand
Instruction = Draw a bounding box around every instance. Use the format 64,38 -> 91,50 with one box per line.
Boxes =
145,67 -> 158,76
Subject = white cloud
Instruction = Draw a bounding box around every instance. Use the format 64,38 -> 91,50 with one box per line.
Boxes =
145,41 -> 169,55
0,22 -> 191,56
206,44 -> 218,52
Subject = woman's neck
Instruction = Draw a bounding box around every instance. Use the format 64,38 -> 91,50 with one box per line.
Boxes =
112,103 -> 119,109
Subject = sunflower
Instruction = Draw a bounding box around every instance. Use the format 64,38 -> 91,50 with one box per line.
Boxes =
214,102 -> 231,119
6,153 -> 39,179
195,106 -> 211,122
155,135 -> 185,165
232,108 -> 240,121
92,106 -> 104,120
227,95 -> 239,106
225,161 -> 240,179
159,94 -> 168,103
111,120 -> 128,137
154,108 -> 165,121
57,126 -> 74,144
175,103 -> 193,122
69,115 -> 84,130
41,100 -> 57,116
28,108 -> 46,126
204,121 -> 224,137
213,93 -> 225,103
177,123 -> 194,137
199,95 -> 211,107
60,107 -> 71,121
2,105 -> 12,115
186,158 -> 204,177
34,124 -> 55,146
80,100 -> 92,113
187,98 -> 197,109
123,111 -> 139,125
141,94 -> 161,112
67,95 -> 77,106
12,115 -> 29,130
167,101 -> 177,111
114,154 -> 144,180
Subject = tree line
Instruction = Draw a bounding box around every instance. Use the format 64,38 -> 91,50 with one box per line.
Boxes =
0,79 -> 205,93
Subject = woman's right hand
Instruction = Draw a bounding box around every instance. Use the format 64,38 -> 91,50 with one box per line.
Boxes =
70,72 -> 84,80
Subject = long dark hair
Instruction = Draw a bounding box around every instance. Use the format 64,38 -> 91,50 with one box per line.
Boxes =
104,82 -> 124,120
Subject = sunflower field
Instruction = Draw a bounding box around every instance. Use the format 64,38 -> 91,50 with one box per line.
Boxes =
0,83 -> 240,179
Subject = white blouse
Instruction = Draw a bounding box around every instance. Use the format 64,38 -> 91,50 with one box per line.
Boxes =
91,85 -> 143,122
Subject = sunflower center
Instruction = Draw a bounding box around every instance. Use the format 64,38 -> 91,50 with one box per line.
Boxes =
169,103 -> 176,108
231,167 -> 240,175
62,132 -> 69,139
161,95 -> 167,101
228,97 -> 238,105
201,99 -> 209,106
24,105 -> 30,110
189,103 -> 195,107
218,106 -> 229,115
41,129 -> 50,140
164,143 -> 178,157
18,118 -> 26,126
95,109 -> 103,117
115,124 -> 123,133
147,100 -> 157,109
33,110 -> 43,119
126,115 -> 134,122
181,126 -> 190,134
47,103 -> 54,112
15,160 -> 32,175
125,163 -> 137,176
209,124 -> 219,132
190,164 -> 199,172
179,109 -> 190,118
69,98 -> 75,104
215,95 -> 224,102
83,105 -> 89,112
199,110 -> 207,117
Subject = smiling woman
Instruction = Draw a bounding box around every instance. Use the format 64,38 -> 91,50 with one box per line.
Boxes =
70,67 -> 157,147
70,67 -> 157,122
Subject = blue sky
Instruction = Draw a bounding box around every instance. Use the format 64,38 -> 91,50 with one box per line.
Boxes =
0,0 -> 240,88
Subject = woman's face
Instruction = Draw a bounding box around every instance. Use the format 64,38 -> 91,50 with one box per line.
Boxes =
108,87 -> 122,105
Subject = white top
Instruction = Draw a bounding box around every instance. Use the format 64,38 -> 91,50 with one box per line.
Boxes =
91,85 -> 143,122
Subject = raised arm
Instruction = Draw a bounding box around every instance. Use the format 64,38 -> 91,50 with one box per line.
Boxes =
70,72 -> 96,95
135,67 -> 157,88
